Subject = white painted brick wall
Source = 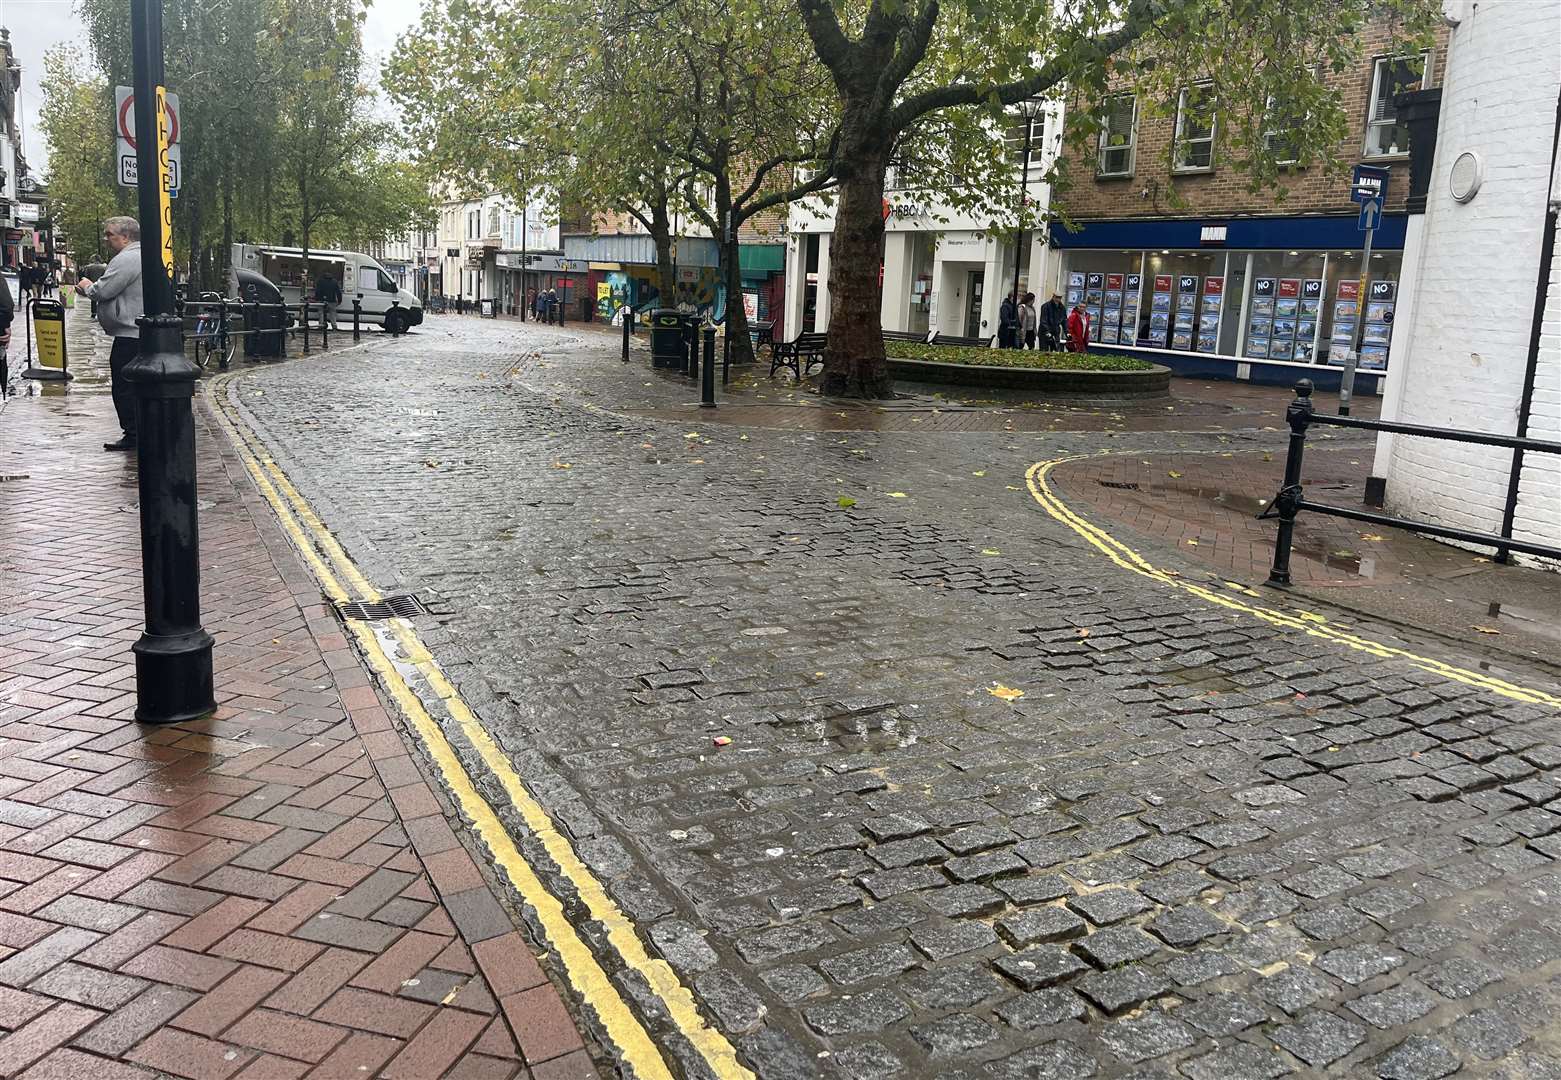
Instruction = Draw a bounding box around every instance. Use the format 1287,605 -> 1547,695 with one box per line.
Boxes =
1512,239 -> 1561,559
1384,0 -> 1561,554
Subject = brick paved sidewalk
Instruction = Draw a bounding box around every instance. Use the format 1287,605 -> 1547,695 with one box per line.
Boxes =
1051,443 -> 1561,664
0,368 -> 596,1077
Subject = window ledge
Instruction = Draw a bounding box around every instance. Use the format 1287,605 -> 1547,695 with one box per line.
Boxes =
1171,166 -> 1214,176
1096,171 -> 1136,180
1361,152 -> 1410,163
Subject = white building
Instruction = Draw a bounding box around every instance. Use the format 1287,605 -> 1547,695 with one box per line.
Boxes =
1370,0 -> 1560,564
368,225 -> 437,298
783,104 -> 1062,342
436,190 -> 568,313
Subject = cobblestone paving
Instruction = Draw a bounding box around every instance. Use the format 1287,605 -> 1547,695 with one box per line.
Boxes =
230,317 -> 1561,1079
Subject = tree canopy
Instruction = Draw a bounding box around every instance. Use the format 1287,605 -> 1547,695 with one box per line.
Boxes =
48,0 -> 430,286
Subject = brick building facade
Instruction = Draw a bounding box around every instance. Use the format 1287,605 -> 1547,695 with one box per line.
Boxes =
1042,21 -> 1452,387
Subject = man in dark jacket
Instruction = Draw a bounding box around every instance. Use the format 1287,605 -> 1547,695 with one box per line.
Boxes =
1040,292 -> 1067,350
313,270 -> 343,328
997,292 -> 1018,348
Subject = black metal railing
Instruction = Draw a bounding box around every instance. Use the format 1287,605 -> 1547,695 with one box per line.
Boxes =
1264,379 -> 1561,585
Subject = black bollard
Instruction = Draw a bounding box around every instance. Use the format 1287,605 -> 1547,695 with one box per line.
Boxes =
1266,380 -> 1315,587
701,324 -> 716,407
217,298 -> 230,369
622,309 -> 632,361
321,302 -> 329,349
302,302 -> 311,355
353,298 -> 362,342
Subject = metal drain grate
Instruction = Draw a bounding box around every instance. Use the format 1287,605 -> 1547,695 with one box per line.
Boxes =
0,474 -> 30,482
1097,480 -> 1141,491
335,595 -> 430,621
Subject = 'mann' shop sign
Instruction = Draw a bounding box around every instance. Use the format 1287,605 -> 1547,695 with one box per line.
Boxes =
1199,224 -> 1227,246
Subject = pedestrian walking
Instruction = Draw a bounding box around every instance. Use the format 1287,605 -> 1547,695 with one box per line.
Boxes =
1040,292 -> 1066,351
1066,301 -> 1091,353
314,269 -> 342,328
1019,292 -> 1038,350
74,217 -> 143,452
0,267 -> 14,355
998,292 -> 1019,348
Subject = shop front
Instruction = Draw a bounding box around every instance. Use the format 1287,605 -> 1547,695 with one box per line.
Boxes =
1048,215 -> 1407,390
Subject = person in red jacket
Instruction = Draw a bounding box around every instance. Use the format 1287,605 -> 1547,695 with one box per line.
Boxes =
1067,303 -> 1091,352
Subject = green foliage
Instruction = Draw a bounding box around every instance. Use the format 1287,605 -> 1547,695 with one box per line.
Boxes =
57,0 -> 428,286
37,46 -> 129,265
887,343 -> 1154,372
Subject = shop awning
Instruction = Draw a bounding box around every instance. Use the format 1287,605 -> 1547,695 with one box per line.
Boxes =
738,244 -> 785,273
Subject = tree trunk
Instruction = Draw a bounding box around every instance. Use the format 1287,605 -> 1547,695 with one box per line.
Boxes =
651,200 -> 674,308
221,172 -> 234,290
819,132 -> 893,398
721,232 -> 754,366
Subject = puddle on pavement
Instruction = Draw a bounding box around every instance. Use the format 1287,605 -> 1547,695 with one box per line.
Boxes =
827,712 -> 917,753
1291,542 -> 1375,579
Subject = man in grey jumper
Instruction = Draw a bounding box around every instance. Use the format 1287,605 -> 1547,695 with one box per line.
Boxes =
75,216 -> 144,451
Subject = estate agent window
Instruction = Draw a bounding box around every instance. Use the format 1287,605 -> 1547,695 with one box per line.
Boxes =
1098,94 -> 1137,177
1172,84 -> 1216,172
1364,53 -> 1430,158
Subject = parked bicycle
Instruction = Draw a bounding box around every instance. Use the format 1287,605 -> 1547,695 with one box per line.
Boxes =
188,292 -> 237,371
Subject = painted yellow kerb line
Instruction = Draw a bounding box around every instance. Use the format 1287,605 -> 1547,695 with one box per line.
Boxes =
1027,455 -> 1561,710
208,375 -> 753,1080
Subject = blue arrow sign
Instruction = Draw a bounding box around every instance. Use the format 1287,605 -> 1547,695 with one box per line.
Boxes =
1358,197 -> 1382,232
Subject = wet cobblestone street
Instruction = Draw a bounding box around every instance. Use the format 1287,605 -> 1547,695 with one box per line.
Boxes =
218,316 -> 1561,1079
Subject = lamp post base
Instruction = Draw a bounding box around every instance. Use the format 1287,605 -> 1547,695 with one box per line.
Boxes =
133,628 -> 216,725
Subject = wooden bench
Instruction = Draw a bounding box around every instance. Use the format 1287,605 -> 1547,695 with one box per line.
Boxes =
931,332 -> 995,348
883,329 -> 935,344
771,330 -> 828,379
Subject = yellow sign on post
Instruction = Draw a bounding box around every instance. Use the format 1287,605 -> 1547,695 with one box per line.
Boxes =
155,84 -> 174,279
24,299 -> 71,381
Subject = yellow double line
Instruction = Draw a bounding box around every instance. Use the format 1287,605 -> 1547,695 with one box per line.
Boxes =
1026,455 -> 1561,709
208,373 -> 752,1080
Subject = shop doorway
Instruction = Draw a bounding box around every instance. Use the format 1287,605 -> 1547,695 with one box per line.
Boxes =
964,271 -> 985,338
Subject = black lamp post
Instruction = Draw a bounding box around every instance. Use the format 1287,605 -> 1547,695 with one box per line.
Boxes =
1010,99 -> 1042,323
125,0 -> 215,724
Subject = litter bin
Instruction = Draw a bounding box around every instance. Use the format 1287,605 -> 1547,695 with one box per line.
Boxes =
650,309 -> 687,369
236,269 -> 287,358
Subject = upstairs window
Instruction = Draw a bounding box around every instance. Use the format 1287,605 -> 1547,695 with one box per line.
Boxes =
1365,53 -> 1430,158
1263,96 -> 1305,165
1173,84 -> 1216,172
1097,94 -> 1137,177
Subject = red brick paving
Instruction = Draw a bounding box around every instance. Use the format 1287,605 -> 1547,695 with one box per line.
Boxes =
1053,443 -> 1439,587
0,375 -> 597,1077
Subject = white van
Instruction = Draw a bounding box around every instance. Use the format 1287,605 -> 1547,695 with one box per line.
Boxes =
229,244 -> 423,334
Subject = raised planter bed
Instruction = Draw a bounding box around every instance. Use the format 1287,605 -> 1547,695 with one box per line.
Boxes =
885,352 -> 1172,396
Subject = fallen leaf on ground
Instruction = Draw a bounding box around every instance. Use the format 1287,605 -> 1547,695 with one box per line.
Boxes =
1262,452 -> 1273,462
712,736 -> 732,746
886,492 -> 908,498
1473,625 -> 1502,634
1076,628 -> 1091,637
423,460 -> 440,468
972,470 -> 986,477
836,496 -> 857,509
1186,539 -> 1199,546
981,548 -> 1001,556
1168,470 -> 1183,478
988,684 -> 1025,701
685,432 -> 701,438
739,434 -> 749,441
1360,533 -> 1385,542
552,462 -> 573,469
